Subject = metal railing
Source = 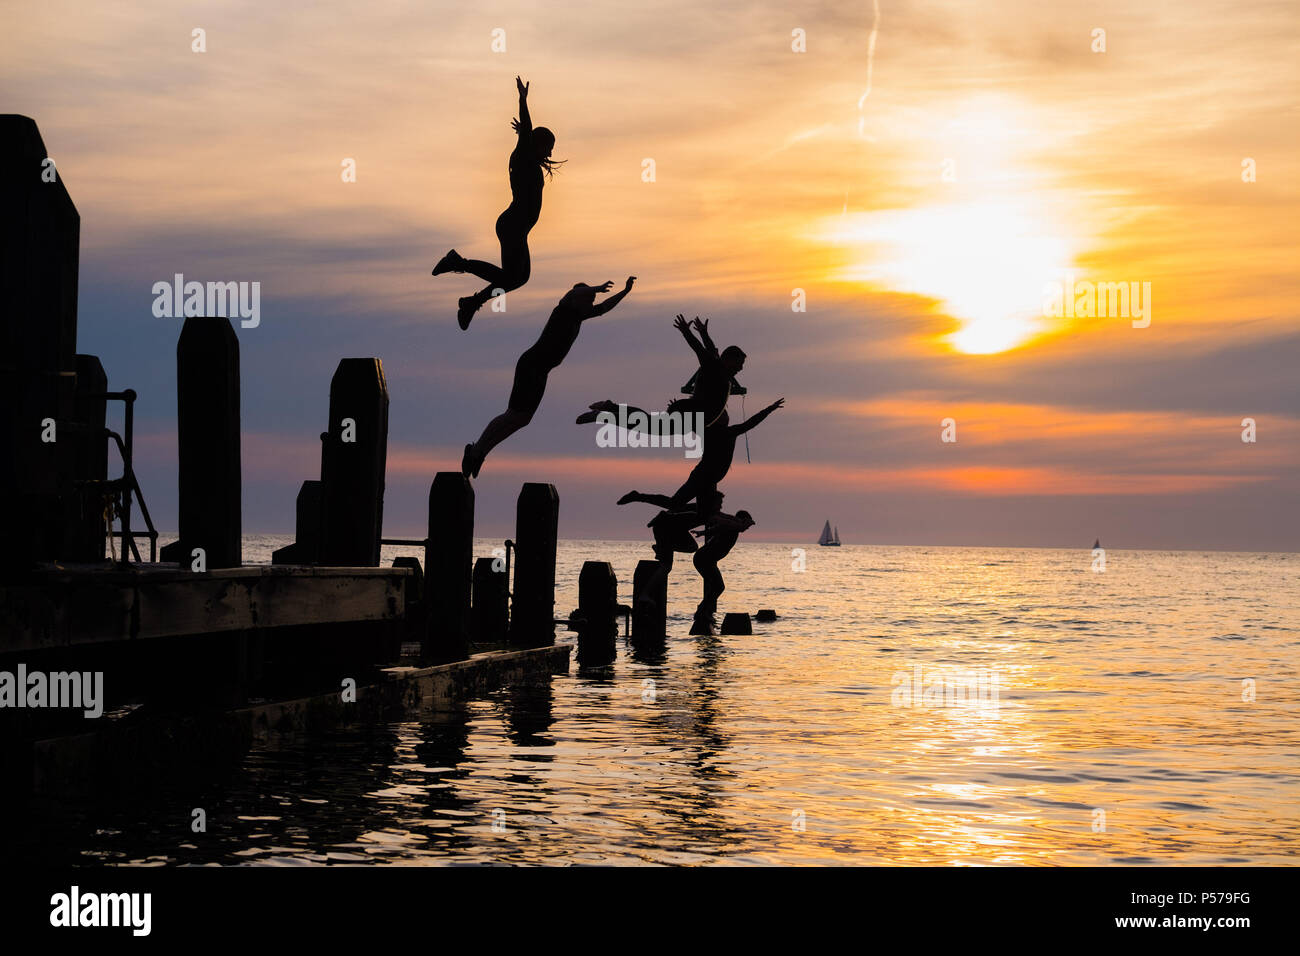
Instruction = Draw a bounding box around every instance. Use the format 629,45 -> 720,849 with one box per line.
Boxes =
90,389 -> 159,562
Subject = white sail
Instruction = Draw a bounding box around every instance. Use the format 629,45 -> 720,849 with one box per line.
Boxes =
833,526 -> 841,545
818,520 -> 833,546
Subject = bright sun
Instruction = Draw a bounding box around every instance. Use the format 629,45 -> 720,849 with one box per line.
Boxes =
818,96 -> 1086,354
826,200 -> 1078,354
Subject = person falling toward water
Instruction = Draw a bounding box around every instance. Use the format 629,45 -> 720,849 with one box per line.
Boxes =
575,315 -> 746,434
433,76 -> 561,330
616,399 -> 784,513
690,508 -> 756,635
461,277 -> 636,478
636,489 -> 726,617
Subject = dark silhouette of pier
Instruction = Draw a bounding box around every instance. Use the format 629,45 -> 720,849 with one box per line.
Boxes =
0,112 -> 776,806
0,117 -> 581,801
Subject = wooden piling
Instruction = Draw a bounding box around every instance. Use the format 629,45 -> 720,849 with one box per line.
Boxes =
159,316 -> 241,568
471,556 -> 509,643
720,612 -> 752,635
65,353 -> 107,561
392,555 -> 426,652
0,116 -> 79,374
319,358 -> 388,567
631,558 -> 667,643
577,561 -> 618,665
509,482 -> 559,646
425,472 -> 473,661
1,115 -> 82,570
271,480 -> 322,565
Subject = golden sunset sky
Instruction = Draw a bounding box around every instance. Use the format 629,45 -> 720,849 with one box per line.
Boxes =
5,0 -> 1297,547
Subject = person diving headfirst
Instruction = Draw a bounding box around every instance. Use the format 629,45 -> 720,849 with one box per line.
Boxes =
461,277 -> 636,478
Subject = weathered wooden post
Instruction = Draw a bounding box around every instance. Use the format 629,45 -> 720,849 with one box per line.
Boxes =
319,358 -> 388,566
158,316 -> 241,568
509,482 -> 558,646
631,558 -> 667,643
425,471 -> 473,661
721,612 -> 752,635
392,555 -> 425,656
577,561 -> 618,665
271,479 -> 322,565
1,115 -> 81,570
65,353 -> 107,561
471,556 -> 509,643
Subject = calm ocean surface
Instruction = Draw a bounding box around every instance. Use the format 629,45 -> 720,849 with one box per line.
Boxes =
32,538 -> 1300,865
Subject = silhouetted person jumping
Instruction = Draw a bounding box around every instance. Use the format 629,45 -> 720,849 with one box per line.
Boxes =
617,398 -> 784,512
690,508 -> 755,635
636,489 -> 726,613
461,277 -> 635,478
575,315 -> 746,433
433,76 -> 561,330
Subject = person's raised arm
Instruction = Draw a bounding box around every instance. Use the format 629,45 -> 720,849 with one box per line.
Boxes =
509,76 -> 533,166
673,314 -> 709,361
691,317 -> 719,356
587,276 -> 636,318
515,75 -> 533,136
733,397 -> 785,435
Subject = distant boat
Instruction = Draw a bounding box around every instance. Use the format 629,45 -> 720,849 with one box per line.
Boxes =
1093,538 -> 1101,549
818,520 -> 841,547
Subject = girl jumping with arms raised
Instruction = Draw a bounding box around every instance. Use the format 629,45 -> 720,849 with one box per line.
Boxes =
433,76 -> 561,330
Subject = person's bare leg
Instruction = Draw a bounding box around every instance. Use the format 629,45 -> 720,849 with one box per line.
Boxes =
450,257 -> 505,285
618,491 -> 675,507
464,408 -> 531,477
457,236 -> 530,330
576,400 -> 655,426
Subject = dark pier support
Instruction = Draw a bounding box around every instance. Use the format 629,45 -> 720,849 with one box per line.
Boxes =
631,558 -> 667,643
425,472 -> 473,661
576,561 -> 618,666
1,114 -> 81,571
159,316 -> 241,569
65,353 -> 107,561
319,359 -> 388,567
472,556 -> 509,643
720,612 -> 752,635
509,482 -> 559,647
271,480 -> 323,565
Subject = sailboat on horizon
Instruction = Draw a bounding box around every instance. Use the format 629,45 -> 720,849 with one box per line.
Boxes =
818,520 -> 841,547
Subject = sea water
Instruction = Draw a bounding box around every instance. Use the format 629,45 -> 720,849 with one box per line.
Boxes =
21,539 -> 1300,865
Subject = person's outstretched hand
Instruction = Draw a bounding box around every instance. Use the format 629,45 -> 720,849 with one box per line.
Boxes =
511,118 -> 521,133
768,397 -> 785,412
691,317 -> 708,335
596,281 -> 614,293
673,314 -> 690,333
516,75 -> 529,96
624,276 -> 637,291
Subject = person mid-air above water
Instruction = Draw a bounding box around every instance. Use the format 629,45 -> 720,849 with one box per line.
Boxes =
461,277 -> 636,479
574,315 -> 747,431
433,76 -> 561,330
616,398 -> 784,514
690,508 -> 756,635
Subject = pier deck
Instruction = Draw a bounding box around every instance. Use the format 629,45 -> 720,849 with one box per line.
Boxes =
1,563 -> 410,653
